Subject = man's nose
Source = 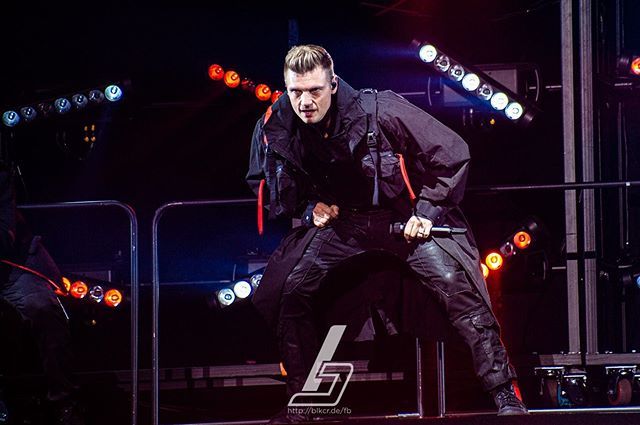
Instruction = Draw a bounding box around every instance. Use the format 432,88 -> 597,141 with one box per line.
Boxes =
300,91 -> 313,106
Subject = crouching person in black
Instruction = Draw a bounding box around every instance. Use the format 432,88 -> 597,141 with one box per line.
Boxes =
247,45 -> 528,423
0,167 -> 84,425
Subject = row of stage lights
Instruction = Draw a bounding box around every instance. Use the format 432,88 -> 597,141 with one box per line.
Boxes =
59,277 -> 123,308
414,40 -> 536,126
480,218 -> 540,279
208,64 -> 283,104
214,272 -> 263,308
2,84 -> 124,128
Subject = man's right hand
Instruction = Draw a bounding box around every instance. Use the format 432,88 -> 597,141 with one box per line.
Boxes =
312,202 -> 339,228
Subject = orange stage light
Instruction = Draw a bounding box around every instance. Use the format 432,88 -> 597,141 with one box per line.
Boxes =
62,276 -> 72,292
485,252 -> 504,271
70,281 -> 88,299
632,57 -> 640,76
255,84 -> 272,101
224,70 -> 240,88
513,231 -> 532,249
208,64 -> 224,80
105,289 -> 123,308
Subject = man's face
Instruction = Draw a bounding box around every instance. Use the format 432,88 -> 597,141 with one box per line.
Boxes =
285,67 -> 337,124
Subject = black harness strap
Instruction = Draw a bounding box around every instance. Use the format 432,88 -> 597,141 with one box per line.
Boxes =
361,89 -> 380,206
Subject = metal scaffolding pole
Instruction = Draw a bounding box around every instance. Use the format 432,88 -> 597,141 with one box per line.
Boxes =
561,0 -> 581,354
579,0 -> 599,354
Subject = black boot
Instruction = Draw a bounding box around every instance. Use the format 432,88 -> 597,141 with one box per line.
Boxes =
490,382 -> 529,416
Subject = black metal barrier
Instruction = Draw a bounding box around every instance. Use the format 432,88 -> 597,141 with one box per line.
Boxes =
18,201 -> 139,425
150,183 -> 640,423
152,199 -> 258,425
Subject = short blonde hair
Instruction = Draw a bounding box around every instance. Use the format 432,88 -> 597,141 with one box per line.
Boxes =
283,44 -> 334,83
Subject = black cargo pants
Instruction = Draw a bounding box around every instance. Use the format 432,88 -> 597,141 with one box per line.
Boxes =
277,209 -> 516,395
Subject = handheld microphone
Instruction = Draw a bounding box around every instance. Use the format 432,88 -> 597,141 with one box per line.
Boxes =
389,222 -> 467,236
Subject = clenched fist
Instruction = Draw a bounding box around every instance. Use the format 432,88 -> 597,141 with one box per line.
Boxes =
312,202 -> 339,228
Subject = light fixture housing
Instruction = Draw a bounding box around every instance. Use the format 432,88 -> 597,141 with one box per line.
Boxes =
413,39 -> 539,126
217,288 -> 236,307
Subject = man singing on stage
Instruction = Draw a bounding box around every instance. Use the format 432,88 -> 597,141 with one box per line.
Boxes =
247,44 -> 528,423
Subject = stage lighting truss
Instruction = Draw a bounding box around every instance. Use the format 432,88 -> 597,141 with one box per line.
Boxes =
1,82 -> 125,128
482,217 -> 542,280
414,40 -> 539,126
208,62 -> 282,104
214,271 -> 263,309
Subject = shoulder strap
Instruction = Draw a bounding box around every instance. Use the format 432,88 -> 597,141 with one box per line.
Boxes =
361,88 -> 381,206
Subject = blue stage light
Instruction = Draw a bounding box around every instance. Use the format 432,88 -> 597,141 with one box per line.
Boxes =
89,89 -> 105,103
2,111 -> 20,127
72,94 -> 88,109
104,85 -> 123,102
54,98 -> 72,114
19,106 -> 37,122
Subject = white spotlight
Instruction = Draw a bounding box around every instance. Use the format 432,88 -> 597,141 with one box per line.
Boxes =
490,92 -> 509,110
217,288 -> 236,307
505,102 -> 524,120
419,44 -> 438,63
461,73 -> 480,91
233,280 -> 252,299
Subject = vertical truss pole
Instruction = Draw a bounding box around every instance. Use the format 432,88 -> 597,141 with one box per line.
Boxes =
579,0 -> 598,354
561,0 -> 581,354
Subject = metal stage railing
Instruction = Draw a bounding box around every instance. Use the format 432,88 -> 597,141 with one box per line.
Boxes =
152,199 -> 256,425
149,178 -> 640,424
19,200 -> 140,425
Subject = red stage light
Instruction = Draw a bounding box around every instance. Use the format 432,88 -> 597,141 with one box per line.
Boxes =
224,70 -> 240,88
104,289 -> 123,308
485,252 -> 504,271
632,57 -> 640,76
70,281 -> 88,299
255,84 -> 272,101
271,90 -> 283,104
481,263 -> 490,279
208,64 -> 224,80
513,231 -> 532,249
241,78 -> 256,92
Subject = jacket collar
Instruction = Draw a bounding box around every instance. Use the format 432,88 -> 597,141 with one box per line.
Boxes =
263,77 -> 368,162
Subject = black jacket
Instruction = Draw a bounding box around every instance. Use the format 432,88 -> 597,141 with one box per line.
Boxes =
247,78 -> 493,332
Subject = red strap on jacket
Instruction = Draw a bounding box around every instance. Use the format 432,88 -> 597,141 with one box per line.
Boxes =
396,153 -> 417,205
0,258 -> 66,296
257,179 -> 266,235
256,107 -> 273,235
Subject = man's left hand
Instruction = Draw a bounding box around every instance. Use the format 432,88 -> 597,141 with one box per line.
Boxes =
403,215 -> 433,242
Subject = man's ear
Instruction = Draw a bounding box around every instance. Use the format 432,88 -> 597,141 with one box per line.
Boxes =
330,77 -> 338,93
